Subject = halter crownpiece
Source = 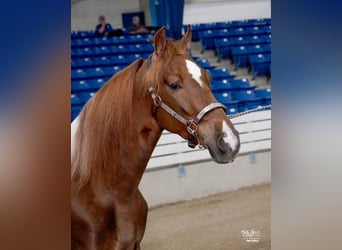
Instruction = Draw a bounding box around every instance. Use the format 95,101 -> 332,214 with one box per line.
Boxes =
148,87 -> 227,148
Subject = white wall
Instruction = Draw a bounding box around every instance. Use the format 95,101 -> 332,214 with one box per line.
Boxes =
183,0 -> 271,24
71,0 -> 271,31
140,150 -> 271,207
71,0 -> 141,31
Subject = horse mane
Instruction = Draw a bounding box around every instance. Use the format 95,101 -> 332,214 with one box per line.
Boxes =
72,59 -> 144,189
72,38 -> 188,190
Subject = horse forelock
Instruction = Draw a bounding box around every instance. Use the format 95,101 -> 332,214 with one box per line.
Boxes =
72,59 -> 145,190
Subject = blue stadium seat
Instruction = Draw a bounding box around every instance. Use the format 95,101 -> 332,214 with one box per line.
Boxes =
94,46 -> 111,57
71,93 -> 83,106
195,59 -> 215,69
211,79 -> 234,92
250,44 -> 271,54
236,89 -> 264,111
259,34 -> 271,44
71,58 -> 78,69
127,54 -> 144,64
199,30 -> 216,52
72,30 -> 94,39
248,35 -> 263,45
111,36 -> 129,45
229,36 -> 248,47
249,53 -> 271,78
214,91 -> 238,104
230,20 -> 249,28
215,21 -> 232,29
75,38 -> 93,47
127,34 -> 150,44
231,27 -> 248,37
245,26 -> 265,36
88,78 -> 107,90
215,38 -> 231,61
103,66 -> 123,76
260,25 -> 271,35
71,69 -> 88,80
78,91 -> 96,104
94,37 -> 111,46
254,88 -> 271,105
78,47 -> 94,57
93,56 -> 113,67
76,57 -> 94,68
229,78 -> 255,90
209,68 -> 233,79
111,55 -> 129,66
72,80 -> 91,92
87,67 -> 107,78
231,45 -> 250,69
215,29 -> 231,38
111,45 -> 127,55
214,92 -> 239,113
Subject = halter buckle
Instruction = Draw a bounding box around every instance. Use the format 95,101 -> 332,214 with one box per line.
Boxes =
186,120 -> 198,137
148,87 -> 162,107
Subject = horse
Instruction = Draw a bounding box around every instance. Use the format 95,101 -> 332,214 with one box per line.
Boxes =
71,26 -> 240,250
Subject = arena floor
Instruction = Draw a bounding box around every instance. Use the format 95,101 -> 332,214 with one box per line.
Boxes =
141,183 -> 270,250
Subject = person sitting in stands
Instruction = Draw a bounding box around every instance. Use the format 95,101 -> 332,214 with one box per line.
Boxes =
128,16 -> 149,34
94,15 -> 113,37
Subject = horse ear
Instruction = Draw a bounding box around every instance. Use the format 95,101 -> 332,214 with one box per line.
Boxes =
180,24 -> 192,53
153,26 -> 167,56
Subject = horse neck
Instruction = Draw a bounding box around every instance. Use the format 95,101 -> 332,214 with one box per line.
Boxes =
102,61 -> 162,193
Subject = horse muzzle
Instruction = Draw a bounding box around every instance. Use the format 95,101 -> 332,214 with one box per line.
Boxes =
204,131 -> 240,164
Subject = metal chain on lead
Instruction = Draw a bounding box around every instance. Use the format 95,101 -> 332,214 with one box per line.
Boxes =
228,105 -> 271,119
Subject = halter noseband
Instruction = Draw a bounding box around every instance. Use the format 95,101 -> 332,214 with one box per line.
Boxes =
148,87 -> 227,148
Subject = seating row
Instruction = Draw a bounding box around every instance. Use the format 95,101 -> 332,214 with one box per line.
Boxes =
71,58 -> 219,80
185,18 -> 271,41
72,54 -> 149,69
71,86 -> 271,120
71,34 -> 151,48
215,35 -> 271,61
72,44 -> 153,58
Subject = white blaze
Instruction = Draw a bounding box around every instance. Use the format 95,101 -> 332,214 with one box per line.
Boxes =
71,115 -> 80,157
222,121 -> 238,152
185,59 -> 204,87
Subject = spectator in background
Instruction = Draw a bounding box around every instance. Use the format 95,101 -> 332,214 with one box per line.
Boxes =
129,16 -> 149,34
94,16 -> 113,37
94,15 -> 124,37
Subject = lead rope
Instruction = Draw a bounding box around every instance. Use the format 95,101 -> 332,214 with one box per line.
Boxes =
228,104 -> 271,119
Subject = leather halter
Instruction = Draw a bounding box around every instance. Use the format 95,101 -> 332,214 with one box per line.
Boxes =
148,87 -> 227,148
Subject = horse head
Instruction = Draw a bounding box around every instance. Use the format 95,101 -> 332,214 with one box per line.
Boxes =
145,26 -> 240,163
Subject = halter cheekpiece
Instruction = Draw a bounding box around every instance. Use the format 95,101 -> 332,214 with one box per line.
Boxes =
148,87 -> 227,148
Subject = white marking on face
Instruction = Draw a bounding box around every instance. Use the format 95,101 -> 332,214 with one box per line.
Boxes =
185,59 -> 204,87
71,115 -> 80,157
222,121 -> 238,152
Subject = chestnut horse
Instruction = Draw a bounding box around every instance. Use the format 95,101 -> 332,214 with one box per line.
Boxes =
71,26 -> 240,250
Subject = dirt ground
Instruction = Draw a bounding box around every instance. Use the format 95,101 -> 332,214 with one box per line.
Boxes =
141,183 -> 270,250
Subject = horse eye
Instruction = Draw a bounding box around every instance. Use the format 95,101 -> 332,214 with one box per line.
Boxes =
169,82 -> 181,90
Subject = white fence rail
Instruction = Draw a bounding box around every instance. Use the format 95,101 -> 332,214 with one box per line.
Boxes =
146,110 -> 271,170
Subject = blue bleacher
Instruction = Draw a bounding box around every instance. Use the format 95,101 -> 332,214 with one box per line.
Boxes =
72,80 -> 91,92
209,68 -> 233,80
211,79 -> 235,92
254,88 -> 271,105
71,18 -> 271,120
249,53 -> 271,78
235,89 -> 264,112
195,59 -> 215,69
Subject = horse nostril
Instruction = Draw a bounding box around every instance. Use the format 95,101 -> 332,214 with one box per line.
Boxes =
217,133 -> 230,153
